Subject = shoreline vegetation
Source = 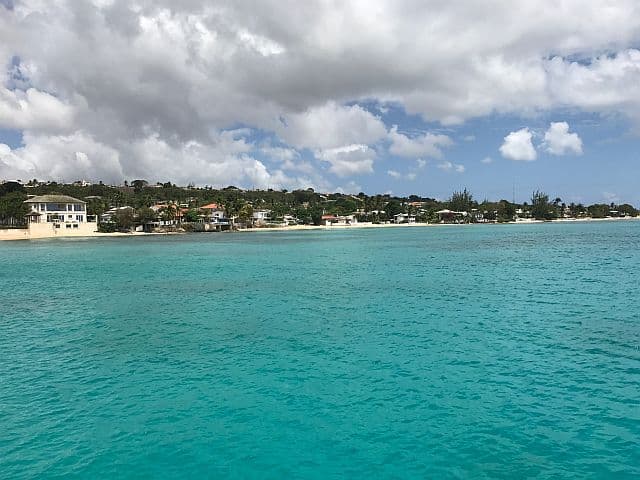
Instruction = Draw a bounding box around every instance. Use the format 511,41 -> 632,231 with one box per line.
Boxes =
1,180 -> 638,241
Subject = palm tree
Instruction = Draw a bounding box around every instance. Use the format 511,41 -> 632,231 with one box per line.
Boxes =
160,203 -> 177,226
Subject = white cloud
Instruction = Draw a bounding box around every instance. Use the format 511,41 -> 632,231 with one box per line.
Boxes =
260,145 -> 299,163
481,156 -> 493,164
416,158 -> 427,168
237,30 -> 285,57
335,180 -> 363,194
387,169 -> 417,180
0,131 -> 124,182
543,121 -> 583,155
388,125 -> 453,158
0,129 -> 321,190
0,87 -> 79,133
500,128 -> 537,161
276,102 -> 386,150
315,144 -> 375,177
2,2 -> 640,185
437,161 -> 465,173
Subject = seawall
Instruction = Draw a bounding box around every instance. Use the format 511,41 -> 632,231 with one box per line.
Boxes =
0,222 -> 99,241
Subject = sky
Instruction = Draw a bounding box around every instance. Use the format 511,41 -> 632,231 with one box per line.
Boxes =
1,1 -> 640,204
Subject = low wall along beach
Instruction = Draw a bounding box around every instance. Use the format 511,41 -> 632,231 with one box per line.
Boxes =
0,222 -> 99,241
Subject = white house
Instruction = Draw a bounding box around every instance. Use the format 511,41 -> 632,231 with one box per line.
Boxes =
252,209 -> 272,225
253,210 -> 271,222
100,206 -> 135,224
24,195 -> 91,226
200,203 -> 228,224
393,213 -> 416,224
22,194 -> 97,237
321,214 -> 358,226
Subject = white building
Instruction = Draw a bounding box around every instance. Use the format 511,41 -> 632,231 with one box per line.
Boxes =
24,195 -> 92,226
252,209 -> 272,225
321,214 -> 358,226
393,213 -> 416,224
200,203 -> 228,224
21,194 -> 98,237
100,206 -> 135,224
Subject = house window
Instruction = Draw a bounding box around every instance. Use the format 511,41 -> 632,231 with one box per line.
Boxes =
76,215 -> 84,222
74,204 -> 84,211
39,204 -> 44,211
46,203 -> 66,211
54,224 -> 60,228
73,224 -> 79,228
66,224 -> 71,229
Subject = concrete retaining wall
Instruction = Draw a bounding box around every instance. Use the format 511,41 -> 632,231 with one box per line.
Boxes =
0,222 -> 98,241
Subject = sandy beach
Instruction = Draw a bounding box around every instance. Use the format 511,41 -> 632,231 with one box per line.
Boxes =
1,216 -> 637,241
239,216 -> 640,233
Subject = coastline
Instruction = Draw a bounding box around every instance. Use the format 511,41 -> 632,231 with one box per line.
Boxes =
239,215 -> 640,233
0,229 -> 185,241
0,216 -> 637,241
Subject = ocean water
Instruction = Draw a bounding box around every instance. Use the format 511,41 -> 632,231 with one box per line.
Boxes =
1,222 -> 639,479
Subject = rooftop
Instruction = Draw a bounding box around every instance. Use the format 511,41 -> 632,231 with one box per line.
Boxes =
201,203 -> 223,210
24,194 -> 86,204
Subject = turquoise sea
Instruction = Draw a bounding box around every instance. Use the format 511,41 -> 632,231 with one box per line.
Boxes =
1,222 -> 639,479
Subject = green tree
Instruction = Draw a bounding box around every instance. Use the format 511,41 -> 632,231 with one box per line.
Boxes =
131,179 -> 148,193
496,200 -> 516,222
137,207 -> 157,225
449,188 -> 474,213
531,191 -> 555,220
238,203 -> 254,225
587,204 -> 610,218
184,209 -> 200,222
160,204 -> 177,224
385,200 -> 403,218
0,190 -> 28,226
617,204 -> 638,217
114,208 -> 135,231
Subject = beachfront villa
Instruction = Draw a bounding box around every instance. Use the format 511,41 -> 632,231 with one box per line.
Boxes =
322,214 -> 358,226
436,209 -> 468,223
197,202 -> 230,230
0,194 -> 100,240
200,203 -> 226,222
252,209 -> 272,225
24,195 -> 93,226
393,213 -> 416,224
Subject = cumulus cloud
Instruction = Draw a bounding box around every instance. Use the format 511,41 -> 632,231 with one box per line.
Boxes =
275,102 -> 386,150
388,125 -> 453,158
437,161 -> 465,173
315,144 -> 375,177
543,121 -> 583,155
500,128 -> 537,161
0,131 -> 123,182
1,1 -> 640,186
0,86 -> 78,133
0,129 -> 319,190
481,156 -> 493,164
387,169 -> 417,180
